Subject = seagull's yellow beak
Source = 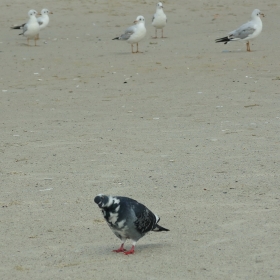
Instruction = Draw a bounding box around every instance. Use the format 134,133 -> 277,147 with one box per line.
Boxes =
133,20 -> 138,24
260,13 -> 265,17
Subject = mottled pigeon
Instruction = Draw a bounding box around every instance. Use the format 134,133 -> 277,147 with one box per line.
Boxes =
94,194 -> 169,255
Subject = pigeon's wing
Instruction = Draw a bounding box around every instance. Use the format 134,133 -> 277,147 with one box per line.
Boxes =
230,22 -> 256,40
132,202 -> 157,234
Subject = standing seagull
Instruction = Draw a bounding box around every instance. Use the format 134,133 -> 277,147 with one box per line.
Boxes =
112,15 -> 146,53
11,8 -> 52,39
36,9 -> 53,38
215,9 -> 264,52
11,10 -> 40,46
94,194 -> 169,255
152,2 -> 167,38
37,9 -> 53,31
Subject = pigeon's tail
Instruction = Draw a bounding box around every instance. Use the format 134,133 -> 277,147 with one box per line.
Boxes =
153,224 -> 169,232
215,36 -> 230,44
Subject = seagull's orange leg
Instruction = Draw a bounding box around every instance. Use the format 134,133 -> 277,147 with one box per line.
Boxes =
161,29 -> 167,38
246,41 -> 251,52
152,29 -> 157,39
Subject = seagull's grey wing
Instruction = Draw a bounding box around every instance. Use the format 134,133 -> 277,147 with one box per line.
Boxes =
21,24 -> 28,34
37,18 -> 44,25
118,25 -> 135,40
230,23 -> 256,39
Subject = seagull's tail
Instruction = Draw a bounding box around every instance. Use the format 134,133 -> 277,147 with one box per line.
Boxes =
11,24 -> 24,30
215,36 -> 230,44
112,36 -> 120,40
153,224 -> 169,232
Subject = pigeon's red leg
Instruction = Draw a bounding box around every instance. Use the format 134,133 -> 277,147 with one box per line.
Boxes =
113,243 -> 126,253
124,245 -> 135,255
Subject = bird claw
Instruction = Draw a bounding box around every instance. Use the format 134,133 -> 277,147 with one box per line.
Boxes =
123,249 -> 135,255
113,248 -> 126,253
113,244 -> 126,253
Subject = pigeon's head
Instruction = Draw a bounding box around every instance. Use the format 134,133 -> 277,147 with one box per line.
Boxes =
134,16 -> 145,24
157,2 -> 163,9
94,194 -> 113,208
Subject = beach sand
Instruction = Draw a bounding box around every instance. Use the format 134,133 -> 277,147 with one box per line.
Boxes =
1,0 -> 280,279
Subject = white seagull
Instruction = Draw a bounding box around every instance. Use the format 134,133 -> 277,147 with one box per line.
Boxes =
215,9 -> 264,52
113,15 -> 146,53
11,8 -> 52,39
152,2 -> 167,38
12,10 -> 40,46
37,9 -> 53,30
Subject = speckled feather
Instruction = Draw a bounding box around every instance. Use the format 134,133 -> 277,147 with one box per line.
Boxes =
94,194 -> 169,254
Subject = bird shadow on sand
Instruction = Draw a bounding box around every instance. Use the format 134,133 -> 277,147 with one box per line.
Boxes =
97,241 -> 171,256
135,242 -> 171,252
113,51 -> 146,55
221,49 -> 259,53
19,43 -> 39,47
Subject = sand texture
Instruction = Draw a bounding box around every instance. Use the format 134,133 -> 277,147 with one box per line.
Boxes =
1,0 -> 280,279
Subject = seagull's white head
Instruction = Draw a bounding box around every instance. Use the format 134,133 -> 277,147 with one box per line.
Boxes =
28,10 -> 38,17
251,9 -> 264,19
134,15 -> 145,24
41,9 -> 53,16
157,2 -> 163,9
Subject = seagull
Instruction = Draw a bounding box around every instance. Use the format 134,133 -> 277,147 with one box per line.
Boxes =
112,15 -> 146,53
37,9 -> 53,31
152,2 -> 167,38
215,9 -> 264,52
11,10 -> 40,46
11,8 -> 52,39
94,194 -> 169,255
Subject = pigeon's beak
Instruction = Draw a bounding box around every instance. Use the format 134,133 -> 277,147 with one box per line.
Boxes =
260,13 -> 265,17
94,196 -> 102,206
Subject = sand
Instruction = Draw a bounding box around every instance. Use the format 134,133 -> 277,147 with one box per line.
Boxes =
1,0 -> 280,279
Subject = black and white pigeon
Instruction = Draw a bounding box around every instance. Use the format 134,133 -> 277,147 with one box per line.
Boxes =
94,194 -> 169,255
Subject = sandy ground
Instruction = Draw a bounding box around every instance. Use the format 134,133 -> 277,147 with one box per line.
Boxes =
1,0 -> 280,279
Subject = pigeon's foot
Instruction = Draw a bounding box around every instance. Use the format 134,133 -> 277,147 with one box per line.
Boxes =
113,244 -> 126,253
124,246 -> 135,255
